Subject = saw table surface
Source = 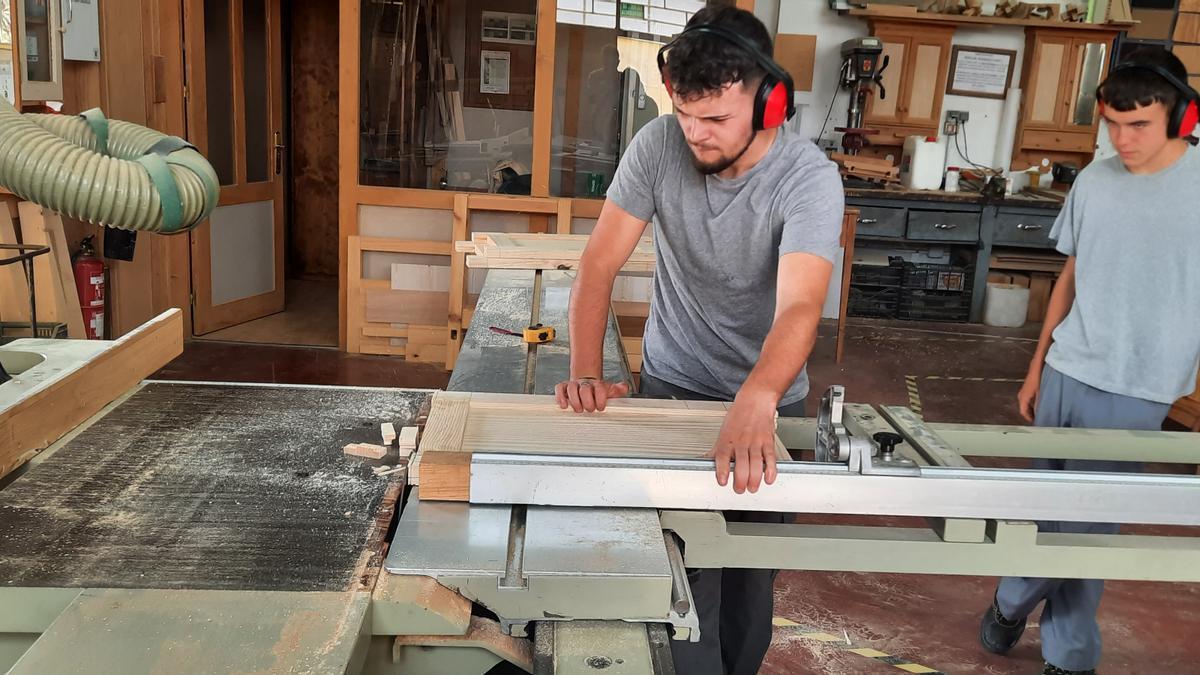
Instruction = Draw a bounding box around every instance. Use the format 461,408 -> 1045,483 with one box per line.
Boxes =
0,381 -> 424,591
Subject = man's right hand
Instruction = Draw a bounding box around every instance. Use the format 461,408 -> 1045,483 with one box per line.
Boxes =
555,378 -> 631,412
1017,367 -> 1041,423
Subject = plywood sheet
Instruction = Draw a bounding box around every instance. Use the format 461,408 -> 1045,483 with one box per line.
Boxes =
774,34 -> 816,93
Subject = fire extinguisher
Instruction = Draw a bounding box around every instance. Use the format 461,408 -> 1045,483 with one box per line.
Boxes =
73,235 -> 106,340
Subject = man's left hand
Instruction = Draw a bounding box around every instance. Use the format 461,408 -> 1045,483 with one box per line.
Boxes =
710,393 -> 779,494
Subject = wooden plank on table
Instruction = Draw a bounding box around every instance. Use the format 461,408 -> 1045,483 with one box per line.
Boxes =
417,393 -> 790,502
0,309 -> 184,479
0,208 -> 31,324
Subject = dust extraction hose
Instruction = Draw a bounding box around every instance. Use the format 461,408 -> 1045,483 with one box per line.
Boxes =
0,98 -> 219,234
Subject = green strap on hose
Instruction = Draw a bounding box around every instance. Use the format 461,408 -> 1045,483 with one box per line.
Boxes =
135,136 -> 193,233
79,108 -> 109,156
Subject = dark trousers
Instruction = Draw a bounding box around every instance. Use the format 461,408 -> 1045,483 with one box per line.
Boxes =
639,373 -> 803,675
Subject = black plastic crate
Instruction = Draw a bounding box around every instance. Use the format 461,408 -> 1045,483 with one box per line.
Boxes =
902,261 -> 970,292
850,263 -> 903,287
847,286 -> 899,319
899,289 -> 970,322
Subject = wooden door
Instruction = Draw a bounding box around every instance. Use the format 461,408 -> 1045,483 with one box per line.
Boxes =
184,0 -> 285,334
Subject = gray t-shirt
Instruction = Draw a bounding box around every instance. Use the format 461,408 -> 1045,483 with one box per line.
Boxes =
606,115 -> 844,405
1046,146 -> 1200,404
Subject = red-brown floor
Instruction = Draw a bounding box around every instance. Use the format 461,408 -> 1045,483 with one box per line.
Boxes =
155,318 -> 1200,674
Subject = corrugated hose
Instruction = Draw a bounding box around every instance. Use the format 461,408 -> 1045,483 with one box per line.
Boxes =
0,98 -> 218,233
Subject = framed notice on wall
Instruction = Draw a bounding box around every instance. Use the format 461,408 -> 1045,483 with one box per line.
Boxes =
480,50 -> 511,95
946,46 -> 1016,99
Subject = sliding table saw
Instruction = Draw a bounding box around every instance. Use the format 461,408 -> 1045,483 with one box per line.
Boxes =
3,273 -> 1200,675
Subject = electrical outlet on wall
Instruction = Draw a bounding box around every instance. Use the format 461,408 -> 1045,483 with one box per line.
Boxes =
943,110 -> 970,136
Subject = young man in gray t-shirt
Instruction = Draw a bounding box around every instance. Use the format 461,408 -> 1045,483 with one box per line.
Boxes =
552,7 -> 843,675
980,48 -> 1200,675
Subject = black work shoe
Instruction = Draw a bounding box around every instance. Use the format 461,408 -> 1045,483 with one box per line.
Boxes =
979,596 -> 1026,654
1041,663 -> 1096,675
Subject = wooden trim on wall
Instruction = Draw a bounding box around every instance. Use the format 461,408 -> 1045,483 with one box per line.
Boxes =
338,0 -> 361,349
530,0 -> 557,197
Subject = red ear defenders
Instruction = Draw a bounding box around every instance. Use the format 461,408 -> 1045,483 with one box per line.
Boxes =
656,24 -> 795,131
1101,61 -> 1199,138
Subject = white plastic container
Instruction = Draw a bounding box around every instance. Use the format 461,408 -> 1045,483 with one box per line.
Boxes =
944,167 -> 960,192
983,283 -> 1030,328
900,135 -> 944,190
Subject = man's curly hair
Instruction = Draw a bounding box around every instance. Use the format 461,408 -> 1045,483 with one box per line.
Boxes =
662,6 -> 774,101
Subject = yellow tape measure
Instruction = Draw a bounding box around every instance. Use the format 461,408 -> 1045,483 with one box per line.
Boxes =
489,323 -> 556,344
522,324 -> 555,344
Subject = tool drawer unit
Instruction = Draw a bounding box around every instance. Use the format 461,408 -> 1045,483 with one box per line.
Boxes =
845,191 -> 1062,322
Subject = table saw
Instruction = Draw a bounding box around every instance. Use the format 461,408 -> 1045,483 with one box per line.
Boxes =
3,275 -> 1200,675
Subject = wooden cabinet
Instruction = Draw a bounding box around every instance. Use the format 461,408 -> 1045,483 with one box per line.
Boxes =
1013,27 -> 1119,164
13,0 -> 63,102
864,20 -> 955,142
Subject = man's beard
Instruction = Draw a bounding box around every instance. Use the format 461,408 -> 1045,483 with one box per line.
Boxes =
691,132 -> 756,175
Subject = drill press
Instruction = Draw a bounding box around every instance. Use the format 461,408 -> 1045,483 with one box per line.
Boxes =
836,37 -> 889,156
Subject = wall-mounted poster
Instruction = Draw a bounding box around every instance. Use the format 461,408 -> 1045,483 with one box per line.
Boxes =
480,50 -> 511,95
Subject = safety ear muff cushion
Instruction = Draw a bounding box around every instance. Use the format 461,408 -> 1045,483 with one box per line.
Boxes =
1178,99 -> 1199,138
762,80 -> 790,129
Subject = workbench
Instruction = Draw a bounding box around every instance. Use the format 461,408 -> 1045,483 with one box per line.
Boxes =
844,187 -> 1064,322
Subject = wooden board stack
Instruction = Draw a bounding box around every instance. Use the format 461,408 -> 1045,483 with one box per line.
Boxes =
831,153 -> 900,185
456,233 -> 656,272
413,391 -> 791,502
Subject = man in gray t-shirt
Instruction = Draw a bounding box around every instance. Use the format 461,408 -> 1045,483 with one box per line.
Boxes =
553,7 -> 843,675
980,48 -> 1200,675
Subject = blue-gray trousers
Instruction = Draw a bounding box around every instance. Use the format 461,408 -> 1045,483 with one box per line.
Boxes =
995,365 -> 1170,671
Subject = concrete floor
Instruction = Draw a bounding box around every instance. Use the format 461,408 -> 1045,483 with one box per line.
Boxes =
156,318 -> 1200,675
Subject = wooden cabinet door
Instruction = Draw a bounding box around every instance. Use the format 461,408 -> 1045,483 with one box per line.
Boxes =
903,28 -> 954,129
864,33 -> 909,127
1023,34 -> 1073,129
